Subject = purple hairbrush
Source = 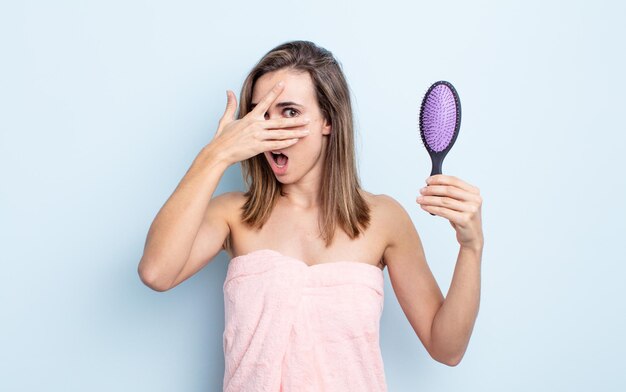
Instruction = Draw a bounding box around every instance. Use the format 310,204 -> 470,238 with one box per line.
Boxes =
418,80 -> 462,215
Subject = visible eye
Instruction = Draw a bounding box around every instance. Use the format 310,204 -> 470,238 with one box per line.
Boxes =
263,108 -> 300,119
283,107 -> 300,117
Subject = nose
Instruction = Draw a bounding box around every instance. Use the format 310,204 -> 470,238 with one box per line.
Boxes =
264,111 -> 278,120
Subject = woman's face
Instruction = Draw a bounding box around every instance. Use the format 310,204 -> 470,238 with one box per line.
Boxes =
251,68 -> 331,183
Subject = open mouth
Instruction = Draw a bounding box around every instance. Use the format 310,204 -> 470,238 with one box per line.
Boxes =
270,151 -> 288,167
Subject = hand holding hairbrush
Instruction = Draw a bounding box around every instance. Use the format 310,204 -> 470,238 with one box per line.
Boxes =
418,80 -> 462,216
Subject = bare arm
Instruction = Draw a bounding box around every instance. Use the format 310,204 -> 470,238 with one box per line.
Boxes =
417,174 -> 484,365
383,197 -> 482,366
137,145 -> 231,291
384,174 -> 483,366
137,82 -> 311,291
430,245 -> 482,366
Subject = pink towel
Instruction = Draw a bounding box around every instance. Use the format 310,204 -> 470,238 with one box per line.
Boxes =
222,248 -> 387,391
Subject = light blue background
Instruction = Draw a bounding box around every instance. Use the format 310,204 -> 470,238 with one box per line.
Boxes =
1,0 -> 625,391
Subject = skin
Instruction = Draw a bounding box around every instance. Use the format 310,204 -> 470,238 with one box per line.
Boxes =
251,69 -> 332,209
138,68 -> 484,367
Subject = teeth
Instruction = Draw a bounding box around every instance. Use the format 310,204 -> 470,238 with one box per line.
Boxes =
271,151 -> 287,157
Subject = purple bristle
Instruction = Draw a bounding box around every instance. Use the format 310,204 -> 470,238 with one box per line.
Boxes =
421,84 -> 457,152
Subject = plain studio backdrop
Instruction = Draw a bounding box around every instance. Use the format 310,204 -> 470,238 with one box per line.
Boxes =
1,0 -> 624,391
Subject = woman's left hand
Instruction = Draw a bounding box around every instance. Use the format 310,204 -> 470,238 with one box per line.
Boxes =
416,174 -> 484,250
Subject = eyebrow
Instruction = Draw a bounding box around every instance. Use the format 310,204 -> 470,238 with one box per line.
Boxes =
249,101 -> 304,110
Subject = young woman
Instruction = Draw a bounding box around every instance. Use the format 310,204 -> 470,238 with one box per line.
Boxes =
138,40 -> 484,391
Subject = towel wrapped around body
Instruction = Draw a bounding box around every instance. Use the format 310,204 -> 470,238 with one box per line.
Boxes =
222,248 -> 387,392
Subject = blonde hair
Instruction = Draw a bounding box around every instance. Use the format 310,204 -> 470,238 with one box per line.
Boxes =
231,40 -> 370,248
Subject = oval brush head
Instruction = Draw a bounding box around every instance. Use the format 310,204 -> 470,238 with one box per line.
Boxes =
419,80 -> 462,175
418,80 -> 462,215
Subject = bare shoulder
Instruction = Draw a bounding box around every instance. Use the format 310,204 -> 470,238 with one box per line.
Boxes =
361,191 -> 415,249
362,191 -> 411,224
204,191 -> 247,257
211,190 -> 246,226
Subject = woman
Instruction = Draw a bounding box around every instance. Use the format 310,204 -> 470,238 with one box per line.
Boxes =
138,40 -> 484,391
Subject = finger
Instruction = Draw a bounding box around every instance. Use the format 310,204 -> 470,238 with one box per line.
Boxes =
427,175 -> 480,194
420,184 -> 480,203
261,129 -> 310,140
266,137 -> 301,150
221,90 -> 238,123
262,116 -> 311,129
417,194 -> 471,213
250,81 -> 285,117
419,203 -> 466,224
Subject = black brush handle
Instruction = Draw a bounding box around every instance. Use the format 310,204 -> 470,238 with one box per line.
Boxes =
427,152 -> 445,216
430,153 -> 443,177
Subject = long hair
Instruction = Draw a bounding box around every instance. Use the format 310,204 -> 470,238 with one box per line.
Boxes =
231,40 -> 370,248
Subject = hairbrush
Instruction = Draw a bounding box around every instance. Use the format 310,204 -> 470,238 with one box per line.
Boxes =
418,80 -> 462,215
